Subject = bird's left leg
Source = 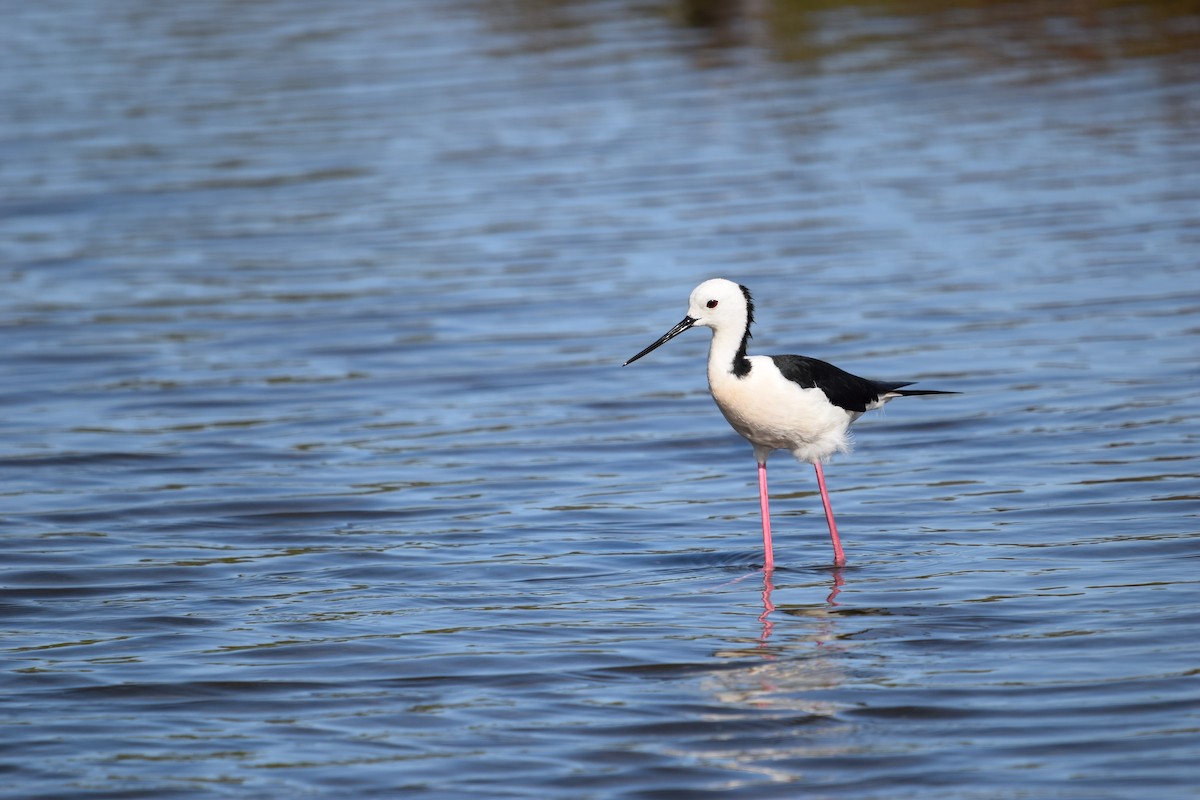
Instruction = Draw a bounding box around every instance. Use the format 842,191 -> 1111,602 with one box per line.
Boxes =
813,461 -> 846,566
756,460 -> 774,571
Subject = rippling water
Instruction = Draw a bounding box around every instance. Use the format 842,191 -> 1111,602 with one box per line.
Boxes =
3,1 -> 1199,797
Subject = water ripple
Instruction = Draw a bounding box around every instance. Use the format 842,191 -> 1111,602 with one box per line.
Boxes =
2,0 -> 1199,798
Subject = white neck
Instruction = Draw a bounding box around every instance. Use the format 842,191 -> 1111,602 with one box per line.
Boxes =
706,316 -> 751,383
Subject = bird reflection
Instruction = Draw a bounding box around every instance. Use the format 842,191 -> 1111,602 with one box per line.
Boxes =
708,566 -> 848,718
825,568 -> 845,607
757,566 -> 845,644
757,568 -> 777,642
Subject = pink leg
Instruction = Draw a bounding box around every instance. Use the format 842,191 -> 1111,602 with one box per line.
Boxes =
757,461 -> 774,571
813,461 -> 846,566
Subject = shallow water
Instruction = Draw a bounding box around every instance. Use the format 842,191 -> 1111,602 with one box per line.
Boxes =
2,1 -> 1199,797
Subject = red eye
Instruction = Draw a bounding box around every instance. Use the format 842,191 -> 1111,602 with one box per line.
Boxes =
706,299 -> 718,308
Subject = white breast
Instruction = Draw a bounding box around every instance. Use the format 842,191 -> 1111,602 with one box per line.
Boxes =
708,355 -> 855,463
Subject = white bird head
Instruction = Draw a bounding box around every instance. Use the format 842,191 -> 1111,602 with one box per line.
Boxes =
685,278 -> 754,332
623,278 -> 754,366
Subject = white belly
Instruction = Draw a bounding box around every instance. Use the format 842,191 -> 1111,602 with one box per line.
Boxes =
709,355 -> 855,463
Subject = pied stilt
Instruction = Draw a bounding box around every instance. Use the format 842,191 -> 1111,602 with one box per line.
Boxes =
624,278 -> 956,569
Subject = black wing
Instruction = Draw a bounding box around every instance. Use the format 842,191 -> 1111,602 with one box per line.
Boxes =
769,355 -> 911,414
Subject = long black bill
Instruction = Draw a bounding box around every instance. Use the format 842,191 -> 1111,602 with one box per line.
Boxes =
623,316 -> 696,366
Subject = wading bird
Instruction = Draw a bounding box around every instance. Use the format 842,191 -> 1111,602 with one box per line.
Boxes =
624,278 -> 955,569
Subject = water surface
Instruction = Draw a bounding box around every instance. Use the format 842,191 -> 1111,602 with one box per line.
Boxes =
2,1 -> 1199,797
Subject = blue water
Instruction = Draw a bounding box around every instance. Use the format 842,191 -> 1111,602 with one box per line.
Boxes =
2,1 -> 1199,797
